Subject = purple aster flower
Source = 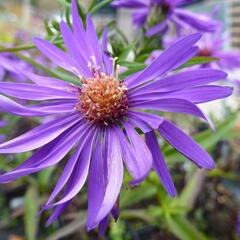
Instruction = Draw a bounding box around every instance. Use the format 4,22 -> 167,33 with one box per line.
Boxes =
0,0 -> 232,232
111,0 -> 218,36
196,33 -> 240,70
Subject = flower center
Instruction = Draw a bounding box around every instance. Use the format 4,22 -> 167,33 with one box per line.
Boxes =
198,48 -> 212,57
77,70 -> 128,125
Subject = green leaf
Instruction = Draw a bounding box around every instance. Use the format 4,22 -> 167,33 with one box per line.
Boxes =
120,182 -> 157,208
180,56 -> 219,68
118,44 -> 134,62
37,166 -> 56,190
24,185 -> 39,240
166,215 -> 208,240
44,19 -> 54,36
118,61 -> 146,69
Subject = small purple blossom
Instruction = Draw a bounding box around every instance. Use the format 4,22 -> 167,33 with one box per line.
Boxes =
111,0 -> 218,36
0,0 -> 232,232
196,33 -> 240,70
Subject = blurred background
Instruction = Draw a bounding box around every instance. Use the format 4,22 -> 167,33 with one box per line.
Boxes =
0,0 -> 240,239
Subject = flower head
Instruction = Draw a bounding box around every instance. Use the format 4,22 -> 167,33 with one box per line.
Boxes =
196,33 -> 240,70
0,0 -> 232,232
111,0 -> 218,36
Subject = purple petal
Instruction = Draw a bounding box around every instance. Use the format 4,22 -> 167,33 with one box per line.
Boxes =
121,121 -> 153,184
127,110 -> 164,129
71,0 -> 90,61
126,115 -> 152,133
0,82 -> 76,101
115,125 -> 150,181
145,131 -> 176,197
111,0 -> 149,8
89,128 -> 123,229
126,33 -> 201,89
45,128 -> 96,206
158,120 -> 215,169
46,128 -> 97,207
21,71 -> 71,89
86,14 -> 103,70
34,38 -> 80,76
0,121 -> 90,183
130,98 -> 209,121
129,69 -> 227,96
0,113 -> 81,153
0,94 -> 62,117
129,85 -> 233,104
87,130 -> 106,229
31,100 -> 77,114
98,215 -> 109,237
174,9 -> 218,32
46,201 -> 70,226
145,20 -> 168,37
102,27 -> 113,75
132,8 -> 148,26
60,21 -> 91,77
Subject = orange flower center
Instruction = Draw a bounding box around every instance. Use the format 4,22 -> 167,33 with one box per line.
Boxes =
77,71 -> 128,125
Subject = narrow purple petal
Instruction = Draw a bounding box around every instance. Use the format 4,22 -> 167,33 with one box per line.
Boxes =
87,130 -> 105,229
121,121 -> 153,184
130,98 -> 208,121
146,20 -> 168,37
127,110 -> 164,129
0,82 -> 76,101
115,125 -> 150,181
88,128 -> 123,229
158,120 -> 215,169
86,14 -> 103,70
60,21 -> 91,77
127,116 -> 152,133
145,131 -> 176,197
72,0 -> 90,61
102,27 -> 113,75
46,201 -> 70,226
0,113 -> 81,153
99,215 -> 109,237
111,0 -> 149,8
21,71 -> 71,89
31,100 -> 77,114
0,94 -> 64,117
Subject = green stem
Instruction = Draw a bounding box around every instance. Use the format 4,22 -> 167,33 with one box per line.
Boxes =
88,0 -> 98,12
14,52 -> 60,78
90,0 -> 112,15
0,39 -> 64,53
